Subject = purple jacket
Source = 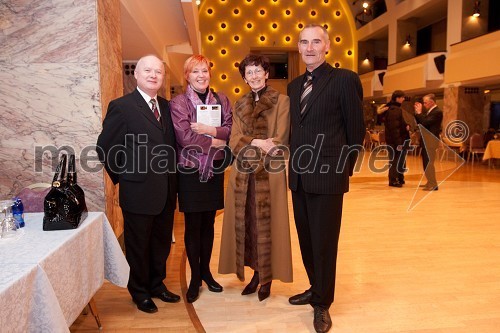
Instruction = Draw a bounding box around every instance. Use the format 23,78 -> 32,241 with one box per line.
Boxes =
170,86 -> 233,176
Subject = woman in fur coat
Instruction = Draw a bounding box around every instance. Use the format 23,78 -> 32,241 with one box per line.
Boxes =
218,54 -> 293,301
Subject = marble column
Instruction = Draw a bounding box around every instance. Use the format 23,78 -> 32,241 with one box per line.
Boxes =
443,86 -> 485,143
0,0 -> 122,213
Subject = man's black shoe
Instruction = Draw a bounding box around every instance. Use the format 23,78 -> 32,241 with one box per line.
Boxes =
133,298 -> 158,313
153,290 -> 181,303
313,306 -> 332,333
389,181 -> 402,188
423,186 -> 438,191
289,290 -> 312,305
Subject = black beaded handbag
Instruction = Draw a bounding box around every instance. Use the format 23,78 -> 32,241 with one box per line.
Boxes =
43,154 -> 88,230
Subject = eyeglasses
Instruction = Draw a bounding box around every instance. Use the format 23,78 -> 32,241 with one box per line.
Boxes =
245,68 -> 264,77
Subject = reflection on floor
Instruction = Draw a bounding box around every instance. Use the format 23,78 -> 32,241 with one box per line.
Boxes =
71,155 -> 500,333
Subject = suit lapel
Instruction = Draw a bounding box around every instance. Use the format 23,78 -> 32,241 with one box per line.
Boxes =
132,89 -> 163,130
300,64 -> 333,118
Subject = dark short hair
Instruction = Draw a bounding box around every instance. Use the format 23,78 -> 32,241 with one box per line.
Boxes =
238,54 -> 270,79
391,90 -> 405,102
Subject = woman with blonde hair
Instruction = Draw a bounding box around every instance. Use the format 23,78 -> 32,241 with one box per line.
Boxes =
170,55 -> 233,303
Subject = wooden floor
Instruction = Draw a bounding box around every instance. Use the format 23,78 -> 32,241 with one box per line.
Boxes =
71,155 -> 500,332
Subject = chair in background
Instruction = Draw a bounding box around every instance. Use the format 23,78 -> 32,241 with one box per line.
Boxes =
468,133 -> 485,165
364,130 -> 375,151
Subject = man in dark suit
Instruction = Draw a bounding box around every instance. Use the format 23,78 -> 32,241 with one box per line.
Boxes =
97,55 -> 179,313
414,93 -> 443,191
287,25 -> 365,333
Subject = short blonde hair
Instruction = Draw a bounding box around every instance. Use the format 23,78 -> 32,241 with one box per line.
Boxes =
183,55 -> 212,81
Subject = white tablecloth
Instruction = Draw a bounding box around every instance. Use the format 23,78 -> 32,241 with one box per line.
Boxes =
0,212 -> 129,333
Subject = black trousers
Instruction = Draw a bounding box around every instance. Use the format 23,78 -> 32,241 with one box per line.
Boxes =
184,210 -> 217,286
291,176 -> 344,309
388,144 -> 406,183
122,205 -> 174,302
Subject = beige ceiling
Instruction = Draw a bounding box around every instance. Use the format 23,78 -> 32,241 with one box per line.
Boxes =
120,0 -> 201,86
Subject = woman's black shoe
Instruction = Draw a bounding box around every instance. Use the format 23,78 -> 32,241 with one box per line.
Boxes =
186,282 -> 200,303
203,276 -> 223,292
258,282 -> 271,301
241,271 -> 259,295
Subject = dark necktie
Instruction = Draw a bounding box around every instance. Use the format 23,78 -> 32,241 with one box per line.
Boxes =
150,98 -> 161,122
300,74 -> 313,114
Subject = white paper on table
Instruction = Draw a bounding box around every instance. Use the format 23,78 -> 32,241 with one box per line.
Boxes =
196,104 -> 221,127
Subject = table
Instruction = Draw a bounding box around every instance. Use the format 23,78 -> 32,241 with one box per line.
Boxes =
483,140 -> 500,161
0,212 -> 129,332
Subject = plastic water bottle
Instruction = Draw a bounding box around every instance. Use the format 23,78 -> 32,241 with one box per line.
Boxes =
12,197 -> 25,228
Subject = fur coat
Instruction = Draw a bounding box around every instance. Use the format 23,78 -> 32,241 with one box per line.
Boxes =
218,86 -> 293,284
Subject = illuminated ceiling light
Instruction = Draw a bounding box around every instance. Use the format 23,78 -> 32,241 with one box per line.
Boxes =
311,10 -> 317,16
272,22 -> 278,29
260,35 -> 266,42
472,0 -> 480,17
362,2 -> 369,9
233,8 -> 240,15
196,0 -> 200,5
259,9 -> 266,15
363,52 -> 370,64
220,22 -> 227,29
404,34 -> 411,47
285,9 -> 291,15
285,36 -> 291,42
207,8 -> 213,15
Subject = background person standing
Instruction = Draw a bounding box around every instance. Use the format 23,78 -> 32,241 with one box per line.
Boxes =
414,93 -> 443,191
287,24 -> 365,333
382,90 -> 410,187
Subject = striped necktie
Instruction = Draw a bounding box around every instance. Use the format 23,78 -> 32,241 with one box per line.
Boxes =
300,74 -> 313,114
150,98 -> 161,122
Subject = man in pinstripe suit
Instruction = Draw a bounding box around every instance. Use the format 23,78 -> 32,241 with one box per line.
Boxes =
287,24 -> 365,333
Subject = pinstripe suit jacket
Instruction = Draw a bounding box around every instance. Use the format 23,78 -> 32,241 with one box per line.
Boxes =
287,64 -> 365,194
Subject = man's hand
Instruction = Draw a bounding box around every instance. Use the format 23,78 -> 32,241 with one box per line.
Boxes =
414,102 -> 423,115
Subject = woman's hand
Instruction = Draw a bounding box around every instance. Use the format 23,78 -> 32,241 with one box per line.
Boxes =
252,138 -> 282,156
191,122 -> 217,137
211,138 -> 226,148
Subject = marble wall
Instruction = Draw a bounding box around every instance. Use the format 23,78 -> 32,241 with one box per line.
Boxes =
0,0 -> 118,211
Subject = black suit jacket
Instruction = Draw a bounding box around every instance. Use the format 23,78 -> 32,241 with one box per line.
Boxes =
97,89 -> 177,215
287,64 -> 365,194
415,106 -> 443,138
